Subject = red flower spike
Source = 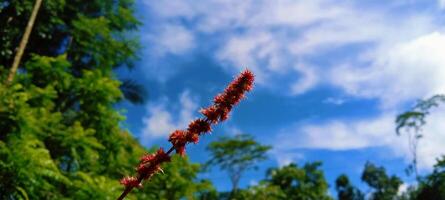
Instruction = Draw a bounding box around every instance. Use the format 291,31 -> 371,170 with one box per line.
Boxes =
239,70 -> 254,90
201,106 -> 220,124
137,163 -> 161,177
169,130 -> 188,156
191,134 -> 199,143
185,131 -> 200,144
209,69 -> 254,121
140,154 -> 155,163
188,119 -> 212,134
213,94 -> 226,105
120,176 -> 141,188
118,70 -> 254,200
155,148 -> 171,163
176,145 -> 186,156
140,148 -> 171,164
218,107 -> 230,122
137,148 -> 171,178
169,130 -> 187,145
136,162 -> 150,174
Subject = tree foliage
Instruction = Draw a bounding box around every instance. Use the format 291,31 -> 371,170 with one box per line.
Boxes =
206,134 -> 271,193
0,0 -> 206,199
235,182 -> 286,200
396,95 -> 445,178
361,162 -> 402,200
266,162 -> 332,200
414,156 -> 445,199
0,0 -> 145,103
336,174 -> 364,200
230,161 -> 332,200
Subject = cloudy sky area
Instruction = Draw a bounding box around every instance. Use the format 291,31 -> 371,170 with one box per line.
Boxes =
119,0 -> 445,192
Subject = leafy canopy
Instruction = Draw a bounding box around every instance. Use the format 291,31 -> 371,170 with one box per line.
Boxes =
0,0 -> 207,199
206,134 -> 271,192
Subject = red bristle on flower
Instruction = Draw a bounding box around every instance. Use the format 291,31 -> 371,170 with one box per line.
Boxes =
230,70 -> 254,93
176,145 -> 186,156
222,90 -> 245,105
137,148 -> 171,178
240,70 -> 254,87
136,162 -> 150,174
169,130 -> 188,156
188,119 -> 212,134
213,94 -> 226,105
140,148 -> 171,164
185,131 -> 200,144
137,163 -> 158,177
217,107 -> 230,122
201,106 -> 219,124
169,130 -> 187,145
140,153 -> 155,163
231,93 -> 245,105
120,176 -> 141,188
154,148 -> 171,163
208,69 -> 254,121
136,162 -> 163,178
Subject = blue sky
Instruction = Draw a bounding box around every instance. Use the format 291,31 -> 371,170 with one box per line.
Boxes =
118,0 -> 445,193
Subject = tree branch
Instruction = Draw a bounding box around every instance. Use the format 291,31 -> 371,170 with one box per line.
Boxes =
5,0 -> 43,85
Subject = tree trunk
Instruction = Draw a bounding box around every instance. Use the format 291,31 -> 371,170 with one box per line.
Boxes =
5,0 -> 43,85
229,173 -> 241,199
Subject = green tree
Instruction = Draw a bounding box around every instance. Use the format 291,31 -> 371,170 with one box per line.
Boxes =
266,162 -> 332,200
0,55 -> 215,199
361,162 -> 402,200
415,156 -> 445,199
0,0 -> 210,199
206,134 -> 271,195
394,94 -> 445,200
235,182 -> 286,200
396,95 -> 445,179
0,0 -> 145,103
5,0 -> 42,85
335,174 -> 364,200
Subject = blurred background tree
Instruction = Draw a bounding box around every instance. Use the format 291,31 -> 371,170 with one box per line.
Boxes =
361,162 -> 402,200
0,0 -> 146,102
396,95 -> 445,180
206,134 -> 271,198
335,174 -> 364,200
265,162 -> 332,200
414,156 -> 445,199
0,0 -> 206,199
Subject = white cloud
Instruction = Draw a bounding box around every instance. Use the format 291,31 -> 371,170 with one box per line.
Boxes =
331,32 -> 445,109
275,106 -> 445,169
216,31 -> 290,83
270,148 -> 305,167
274,31 -> 445,169
140,0 -> 445,170
145,24 -> 195,57
276,115 -> 398,151
223,125 -> 244,136
439,0 -> 445,9
141,0 -> 439,97
141,0 -> 434,95
414,106 -> 445,168
323,97 -> 347,105
291,64 -> 319,95
141,90 -> 198,142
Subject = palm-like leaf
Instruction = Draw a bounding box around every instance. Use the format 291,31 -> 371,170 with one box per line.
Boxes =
119,79 -> 147,105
